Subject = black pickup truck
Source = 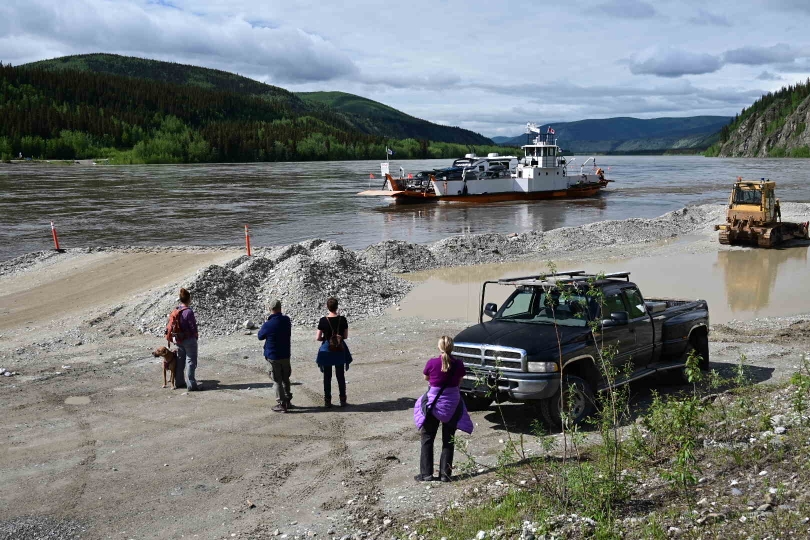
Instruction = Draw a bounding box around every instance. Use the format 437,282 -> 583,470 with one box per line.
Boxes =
455,270 -> 710,427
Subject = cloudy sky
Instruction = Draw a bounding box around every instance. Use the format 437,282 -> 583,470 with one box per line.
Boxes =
3,0 -> 810,136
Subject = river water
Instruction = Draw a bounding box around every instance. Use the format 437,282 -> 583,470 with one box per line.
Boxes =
391,245 -> 810,324
2,156 -> 810,261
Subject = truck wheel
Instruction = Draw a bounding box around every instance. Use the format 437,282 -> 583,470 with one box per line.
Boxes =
664,332 -> 710,385
691,331 -> 710,371
540,376 -> 595,429
462,394 -> 492,411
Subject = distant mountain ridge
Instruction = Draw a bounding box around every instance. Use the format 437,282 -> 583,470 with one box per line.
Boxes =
296,91 -> 488,144
22,54 -> 491,145
494,116 -> 731,153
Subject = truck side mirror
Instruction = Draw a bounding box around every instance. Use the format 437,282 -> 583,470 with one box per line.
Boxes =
601,311 -> 629,327
484,303 -> 498,318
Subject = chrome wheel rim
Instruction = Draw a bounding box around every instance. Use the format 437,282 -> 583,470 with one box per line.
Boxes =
560,383 -> 587,423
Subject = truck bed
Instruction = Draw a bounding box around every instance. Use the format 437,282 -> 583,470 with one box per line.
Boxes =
645,298 -> 705,316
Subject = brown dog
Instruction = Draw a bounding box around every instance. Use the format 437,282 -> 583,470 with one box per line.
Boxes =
152,346 -> 177,389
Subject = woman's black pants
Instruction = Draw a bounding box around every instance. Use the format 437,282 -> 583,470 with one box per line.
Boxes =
420,413 -> 456,479
323,364 -> 346,400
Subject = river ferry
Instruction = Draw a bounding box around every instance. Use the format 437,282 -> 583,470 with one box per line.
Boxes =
358,123 -> 612,204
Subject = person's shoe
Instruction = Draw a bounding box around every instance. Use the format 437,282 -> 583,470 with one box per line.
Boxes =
272,401 -> 288,413
324,398 -> 332,409
414,474 -> 435,482
439,475 -> 453,483
339,396 -> 347,408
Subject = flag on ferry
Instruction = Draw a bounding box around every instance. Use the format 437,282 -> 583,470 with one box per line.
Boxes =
547,127 -> 555,134
386,147 -> 395,155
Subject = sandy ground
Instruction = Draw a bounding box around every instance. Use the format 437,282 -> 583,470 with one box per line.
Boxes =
2,232 -> 810,539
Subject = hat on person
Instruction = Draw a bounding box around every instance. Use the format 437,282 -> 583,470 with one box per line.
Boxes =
269,299 -> 282,311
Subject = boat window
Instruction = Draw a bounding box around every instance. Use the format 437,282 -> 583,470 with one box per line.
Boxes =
479,165 -> 485,172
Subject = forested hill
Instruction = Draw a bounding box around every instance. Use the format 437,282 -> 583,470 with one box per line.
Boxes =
296,91 -> 487,143
0,60 -> 504,163
706,80 -> 810,158
493,116 -> 730,154
25,53 -> 302,107
23,54 -> 490,146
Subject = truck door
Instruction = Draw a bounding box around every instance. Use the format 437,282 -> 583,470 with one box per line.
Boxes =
622,287 -> 654,369
596,291 -> 636,369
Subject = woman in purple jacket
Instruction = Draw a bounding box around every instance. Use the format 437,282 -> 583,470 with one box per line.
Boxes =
413,336 -> 474,482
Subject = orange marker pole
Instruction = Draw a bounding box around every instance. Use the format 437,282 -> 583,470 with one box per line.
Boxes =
50,221 -> 61,251
244,224 -> 252,257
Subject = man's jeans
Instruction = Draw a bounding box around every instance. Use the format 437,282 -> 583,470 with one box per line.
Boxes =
268,358 -> 292,403
177,338 -> 199,390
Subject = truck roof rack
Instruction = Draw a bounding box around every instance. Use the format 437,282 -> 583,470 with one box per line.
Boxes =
496,270 -> 631,286
497,270 -> 585,283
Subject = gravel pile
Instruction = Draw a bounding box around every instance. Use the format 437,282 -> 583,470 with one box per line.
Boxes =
358,240 -> 438,273
136,239 -> 412,336
260,240 -> 411,327
362,204 -> 728,271
0,516 -> 85,539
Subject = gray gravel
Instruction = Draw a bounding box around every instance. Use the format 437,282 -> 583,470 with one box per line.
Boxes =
0,516 -> 86,540
361,203 -> 730,272
135,239 -> 413,336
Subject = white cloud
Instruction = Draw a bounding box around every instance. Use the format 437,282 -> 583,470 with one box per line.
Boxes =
688,9 -> 731,26
4,0 -> 810,135
0,0 -> 358,83
594,0 -> 658,18
628,48 -> 723,77
723,44 -> 799,66
756,71 -> 782,81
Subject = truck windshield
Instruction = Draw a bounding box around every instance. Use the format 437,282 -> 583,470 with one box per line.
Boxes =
495,289 -> 593,327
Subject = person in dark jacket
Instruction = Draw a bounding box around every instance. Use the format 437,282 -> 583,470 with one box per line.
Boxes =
258,299 -> 293,413
315,297 -> 352,408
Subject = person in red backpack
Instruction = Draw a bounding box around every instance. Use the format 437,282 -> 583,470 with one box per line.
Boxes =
165,288 -> 201,391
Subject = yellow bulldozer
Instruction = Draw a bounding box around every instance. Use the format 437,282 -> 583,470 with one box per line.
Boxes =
715,178 -> 809,248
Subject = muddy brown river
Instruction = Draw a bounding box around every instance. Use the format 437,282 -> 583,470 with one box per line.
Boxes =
392,244 -> 810,324
3,155 -> 810,262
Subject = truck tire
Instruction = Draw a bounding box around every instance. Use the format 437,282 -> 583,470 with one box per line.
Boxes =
664,331 -> 710,385
691,331 -> 710,371
540,375 -> 595,429
462,394 -> 492,411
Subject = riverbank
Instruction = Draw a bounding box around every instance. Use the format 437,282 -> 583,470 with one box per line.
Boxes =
2,205 -> 810,539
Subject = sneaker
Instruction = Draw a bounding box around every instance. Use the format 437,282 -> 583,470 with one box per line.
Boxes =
414,474 -> 435,482
272,402 -> 288,413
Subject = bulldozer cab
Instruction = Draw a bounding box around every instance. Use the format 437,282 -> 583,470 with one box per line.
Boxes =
728,180 -> 776,223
